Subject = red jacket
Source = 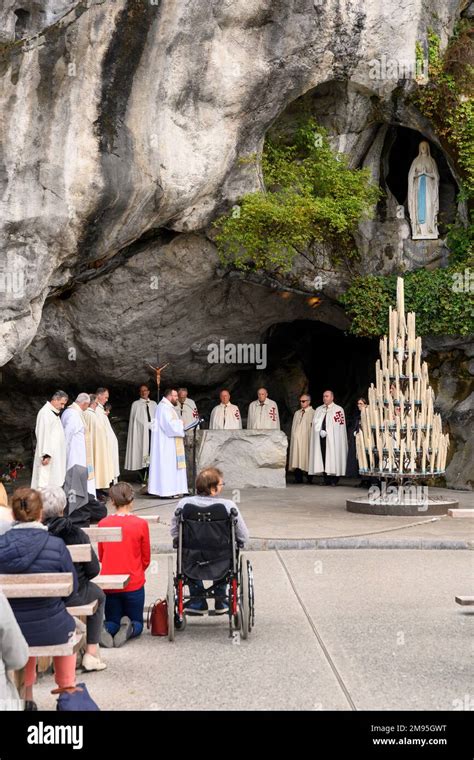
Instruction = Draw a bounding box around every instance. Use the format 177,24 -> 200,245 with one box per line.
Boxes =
98,514 -> 151,593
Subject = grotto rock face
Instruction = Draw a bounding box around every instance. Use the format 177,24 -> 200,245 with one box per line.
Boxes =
0,0 -> 463,365
0,0 -> 471,487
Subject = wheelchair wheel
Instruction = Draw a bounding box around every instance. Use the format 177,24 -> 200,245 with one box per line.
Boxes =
239,555 -> 250,640
248,561 -> 255,632
167,555 -> 175,642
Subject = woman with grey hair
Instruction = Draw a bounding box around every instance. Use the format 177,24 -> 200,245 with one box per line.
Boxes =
40,486 -> 107,672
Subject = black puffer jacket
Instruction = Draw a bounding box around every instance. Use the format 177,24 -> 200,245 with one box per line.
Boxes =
43,516 -> 100,591
0,524 -> 78,647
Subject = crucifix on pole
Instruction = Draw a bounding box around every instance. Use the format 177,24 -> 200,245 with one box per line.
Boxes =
147,362 -> 170,402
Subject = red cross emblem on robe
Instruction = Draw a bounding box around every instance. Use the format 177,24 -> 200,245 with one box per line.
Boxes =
334,410 -> 345,425
269,407 -> 276,421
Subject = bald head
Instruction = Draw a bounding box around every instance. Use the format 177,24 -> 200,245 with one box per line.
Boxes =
323,390 -> 334,406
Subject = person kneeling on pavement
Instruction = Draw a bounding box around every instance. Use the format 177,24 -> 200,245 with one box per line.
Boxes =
98,482 -> 151,648
171,468 -> 249,615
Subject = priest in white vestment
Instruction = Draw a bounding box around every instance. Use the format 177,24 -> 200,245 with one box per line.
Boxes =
148,389 -> 188,497
247,388 -> 280,429
125,385 -> 157,471
209,390 -> 242,430
92,388 -> 116,490
309,390 -> 348,485
288,394 -> 314,483
31,391 -> 68,489
61,393 -> 96,508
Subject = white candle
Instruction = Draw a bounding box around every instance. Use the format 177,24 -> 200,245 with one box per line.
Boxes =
416,411 -> 422,451
397,277 -> 405,332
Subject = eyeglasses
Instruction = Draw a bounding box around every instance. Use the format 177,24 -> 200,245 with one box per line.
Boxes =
300,399 -> 309,403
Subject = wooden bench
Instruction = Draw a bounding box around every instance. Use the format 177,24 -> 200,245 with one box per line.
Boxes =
448,509 -> 474,518
28,632 -> 85,657
67,544 -> 92,562
82,526 -> 122,542
455,596 -> 474,606
66,600 -> 99,616
0,573 -> 73,598
93,574 -> 130,590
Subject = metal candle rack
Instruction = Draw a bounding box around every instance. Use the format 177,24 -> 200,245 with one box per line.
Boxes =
355,277 -> 449,499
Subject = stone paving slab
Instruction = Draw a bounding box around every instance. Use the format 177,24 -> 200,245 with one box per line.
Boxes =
131,484 -> 474,550
32,549 -> 473,711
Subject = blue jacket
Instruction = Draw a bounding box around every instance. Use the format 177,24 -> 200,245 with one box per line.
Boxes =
0,524 -> 78,647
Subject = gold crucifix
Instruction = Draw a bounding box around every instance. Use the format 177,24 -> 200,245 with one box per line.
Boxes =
147,362 -> 170,391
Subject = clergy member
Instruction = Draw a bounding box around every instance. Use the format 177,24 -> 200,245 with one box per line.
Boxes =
84,393 -> 98,476
288,394 -> 315,483
247,388 -> 280,429
92,388 -> 115,492
309,390 -> 348,485
96,388 -> 120,484
61,393 -> 96,509
148,388 -> 188,498
31,391 -> 68,489
125,384 -> 158,471
209,390 -> 242,430
175,387 -> 200,429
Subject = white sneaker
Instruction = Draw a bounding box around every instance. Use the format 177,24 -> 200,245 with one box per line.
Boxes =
81,653 -> 107,672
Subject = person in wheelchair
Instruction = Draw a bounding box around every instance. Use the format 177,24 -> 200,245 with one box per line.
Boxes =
171,467 -> 249,614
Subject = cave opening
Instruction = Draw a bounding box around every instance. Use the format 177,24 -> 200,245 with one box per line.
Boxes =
199,320 -> 380,437
14,8 -> 30,40
385,126 -> 458,233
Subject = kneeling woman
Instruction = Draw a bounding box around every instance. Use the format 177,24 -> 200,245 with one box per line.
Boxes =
98,483 -> 151,647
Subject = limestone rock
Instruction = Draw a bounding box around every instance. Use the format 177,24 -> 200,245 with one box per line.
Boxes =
196,430 -> 288,488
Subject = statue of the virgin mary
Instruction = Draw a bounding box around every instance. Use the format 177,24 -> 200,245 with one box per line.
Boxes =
407,141 -> 440,240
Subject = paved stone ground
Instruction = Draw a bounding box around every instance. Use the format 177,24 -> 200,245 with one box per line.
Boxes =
33,549 -> 472,711
20,482 -> 473,710
134,483 -> 473,550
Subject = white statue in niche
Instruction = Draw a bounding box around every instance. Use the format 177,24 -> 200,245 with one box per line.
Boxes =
408,141 -> 440,240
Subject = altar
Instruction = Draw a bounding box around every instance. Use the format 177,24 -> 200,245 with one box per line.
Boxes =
195,430 -> 288,488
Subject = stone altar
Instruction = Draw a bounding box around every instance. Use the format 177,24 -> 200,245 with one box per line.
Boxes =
196,430 -> 288,489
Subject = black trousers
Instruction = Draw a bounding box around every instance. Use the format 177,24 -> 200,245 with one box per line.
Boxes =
320,436 -> 339,486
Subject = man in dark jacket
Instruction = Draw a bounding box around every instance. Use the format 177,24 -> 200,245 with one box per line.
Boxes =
39,486 -> 107,672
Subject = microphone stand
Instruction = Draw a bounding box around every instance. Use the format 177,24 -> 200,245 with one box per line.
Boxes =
184,418 -> 205,496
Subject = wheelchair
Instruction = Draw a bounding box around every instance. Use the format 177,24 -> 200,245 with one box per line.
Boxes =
166,502 -> 255,641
